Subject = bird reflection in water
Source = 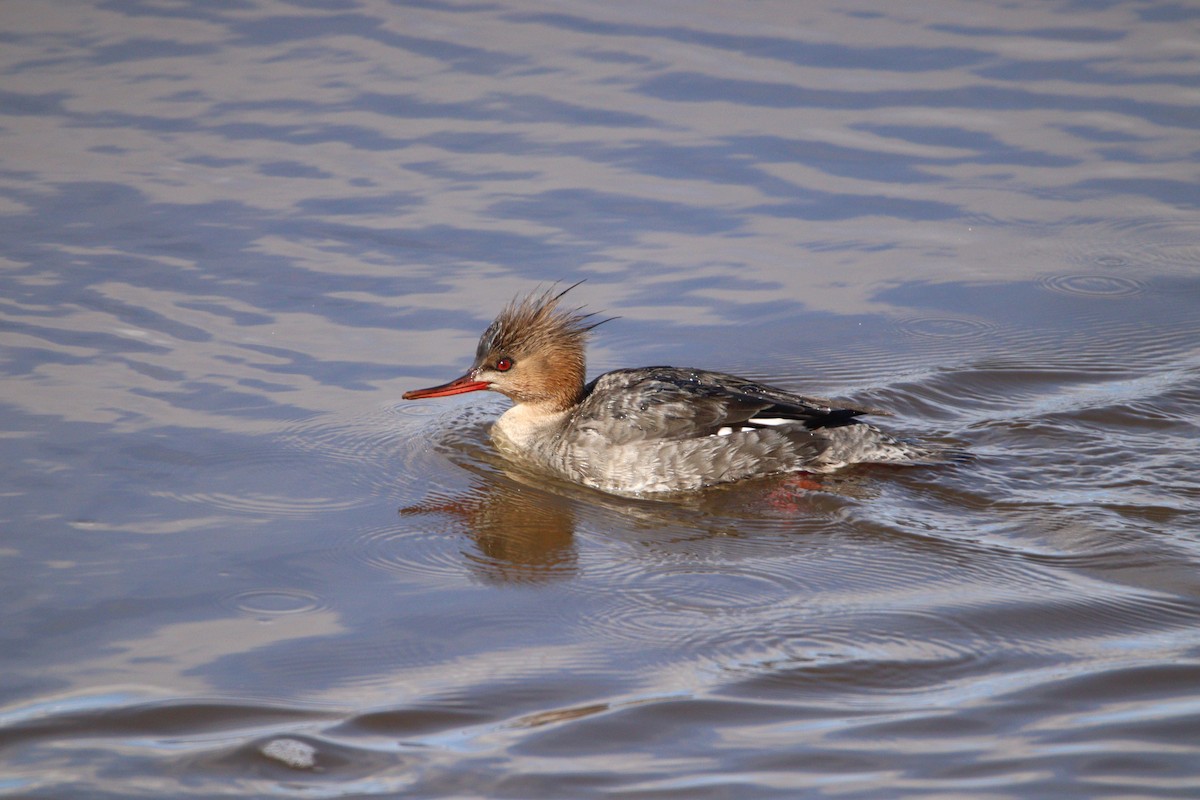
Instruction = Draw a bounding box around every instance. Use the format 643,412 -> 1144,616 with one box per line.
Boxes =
400,475 -> 578,585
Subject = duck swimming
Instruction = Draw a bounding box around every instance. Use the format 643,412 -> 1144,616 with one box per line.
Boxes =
404,285 -> 930,495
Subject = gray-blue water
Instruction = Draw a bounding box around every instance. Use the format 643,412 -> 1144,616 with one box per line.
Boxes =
3,1 -> 1199,797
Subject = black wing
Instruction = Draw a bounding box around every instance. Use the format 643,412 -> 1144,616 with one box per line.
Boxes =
573,367 -> 871,444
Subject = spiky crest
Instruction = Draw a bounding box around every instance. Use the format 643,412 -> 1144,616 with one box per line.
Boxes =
476,282 -> 605,361
474,282 -> 612,410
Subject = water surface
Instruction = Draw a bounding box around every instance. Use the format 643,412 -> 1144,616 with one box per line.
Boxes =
2,1 -> 1199,797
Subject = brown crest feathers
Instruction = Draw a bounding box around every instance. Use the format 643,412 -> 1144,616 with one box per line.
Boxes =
472,283 -> 613,410
476,283 -> 609,362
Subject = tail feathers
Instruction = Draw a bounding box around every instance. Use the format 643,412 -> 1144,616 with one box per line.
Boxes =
813,424 -> 958,470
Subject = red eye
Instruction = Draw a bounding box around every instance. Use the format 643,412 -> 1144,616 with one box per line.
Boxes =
495,357 -> 512,372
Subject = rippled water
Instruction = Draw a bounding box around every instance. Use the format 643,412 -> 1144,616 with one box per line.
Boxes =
3,1 -> 1199,797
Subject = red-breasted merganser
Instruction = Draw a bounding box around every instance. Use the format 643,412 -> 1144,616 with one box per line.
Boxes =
404,286 -> 931,495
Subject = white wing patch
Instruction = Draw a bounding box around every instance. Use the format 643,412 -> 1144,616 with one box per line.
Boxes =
714,417 -> 796,438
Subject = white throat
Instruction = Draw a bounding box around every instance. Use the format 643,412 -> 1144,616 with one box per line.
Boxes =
492,402 -> 571,452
